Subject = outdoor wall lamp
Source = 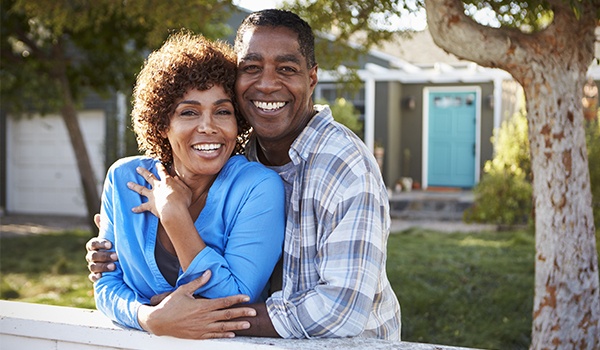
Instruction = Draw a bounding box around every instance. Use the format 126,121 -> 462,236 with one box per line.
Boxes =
403,96 -> 416,110
486,94 -> 494,109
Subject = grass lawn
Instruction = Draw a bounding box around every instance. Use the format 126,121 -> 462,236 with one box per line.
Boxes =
2,226 -> 594,349
388,227 -> 536,349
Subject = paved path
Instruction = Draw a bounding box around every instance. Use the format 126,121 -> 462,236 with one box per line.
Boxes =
1,214 -> 496,238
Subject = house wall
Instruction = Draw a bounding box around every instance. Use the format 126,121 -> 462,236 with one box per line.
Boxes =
379,81 -> 496,190
1,93 -> 119,216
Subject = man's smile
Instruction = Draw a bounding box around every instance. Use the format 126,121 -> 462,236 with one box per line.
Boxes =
253,101 -> 287,111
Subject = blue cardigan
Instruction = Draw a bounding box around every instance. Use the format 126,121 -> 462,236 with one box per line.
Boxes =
94,155 -> 285,330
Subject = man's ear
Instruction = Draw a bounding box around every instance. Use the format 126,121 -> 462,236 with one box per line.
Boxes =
309,64 -> 318,92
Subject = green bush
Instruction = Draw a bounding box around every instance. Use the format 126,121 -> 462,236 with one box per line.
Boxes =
586,119 -> 600,229
466,99 -> 600,229
465,104 -> 532,226
316,97 -> 363,135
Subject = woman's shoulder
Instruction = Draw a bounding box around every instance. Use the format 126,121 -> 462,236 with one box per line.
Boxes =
107,155 -> 158,175
221,155 -> 282,185
224,155 -> 277,176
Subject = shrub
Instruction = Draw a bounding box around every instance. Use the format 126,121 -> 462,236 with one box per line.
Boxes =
585,118 -> 600,229
466,102 -> 600,229
316,97 -> 363,136
465,103 -> 532,226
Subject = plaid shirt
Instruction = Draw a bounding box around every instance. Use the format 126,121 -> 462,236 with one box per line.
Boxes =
247,105 -> 401,340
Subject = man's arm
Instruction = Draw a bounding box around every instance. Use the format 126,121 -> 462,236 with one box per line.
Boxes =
231,302 -> 280,338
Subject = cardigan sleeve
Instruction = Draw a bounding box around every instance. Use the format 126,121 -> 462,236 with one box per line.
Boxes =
178,167 -> 285,303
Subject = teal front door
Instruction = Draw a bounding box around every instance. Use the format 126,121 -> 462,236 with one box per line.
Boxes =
427,91 -> 477,188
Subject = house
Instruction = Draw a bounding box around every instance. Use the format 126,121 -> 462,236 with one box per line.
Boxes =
1,8 -> 598,216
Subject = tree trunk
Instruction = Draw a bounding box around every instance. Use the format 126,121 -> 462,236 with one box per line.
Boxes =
424,0 -> 600,348
53,41 -> 100,234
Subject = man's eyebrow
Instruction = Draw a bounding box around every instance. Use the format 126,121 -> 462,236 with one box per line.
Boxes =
239,53 -> 301,65
276,54 -> 301,65
239,53 -> 262,62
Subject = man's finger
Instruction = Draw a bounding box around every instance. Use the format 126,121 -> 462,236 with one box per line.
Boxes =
87,262 -> 116,273
85,237 -> 112,251
88,272 -> 101,283
93,213 -> 101,229
86,250 -> 117,264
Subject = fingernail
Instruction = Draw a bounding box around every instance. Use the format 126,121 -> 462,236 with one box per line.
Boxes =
127,182 -> 134,189
248,309 -> 256,317
110,253 -> 117,260
203,270 -> 210,276
108,263 -> 116,271
242,321 -> 251,328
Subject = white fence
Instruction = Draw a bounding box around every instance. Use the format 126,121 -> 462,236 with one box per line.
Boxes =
0,301 -> 476,350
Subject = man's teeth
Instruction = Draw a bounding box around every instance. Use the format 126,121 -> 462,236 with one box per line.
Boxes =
254,101 -> 286,110
193,144 -> 221,151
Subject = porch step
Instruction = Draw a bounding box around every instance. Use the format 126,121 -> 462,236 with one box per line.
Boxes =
389,190 -> 474,221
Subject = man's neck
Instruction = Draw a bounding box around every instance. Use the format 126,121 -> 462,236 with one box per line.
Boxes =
256,139 -> 292,166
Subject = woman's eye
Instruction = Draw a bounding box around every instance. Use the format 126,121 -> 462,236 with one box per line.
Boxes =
216,109 -> 233,116
180,109 -> 198,117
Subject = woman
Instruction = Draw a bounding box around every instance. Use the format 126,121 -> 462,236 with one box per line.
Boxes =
93,31 -> 285,332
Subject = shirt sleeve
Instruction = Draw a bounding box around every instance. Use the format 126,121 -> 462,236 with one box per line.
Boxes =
177,170 -> 285,303
267,171 -> 387,338
93,167 -> 149,331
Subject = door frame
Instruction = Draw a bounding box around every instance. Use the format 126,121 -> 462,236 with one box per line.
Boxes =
421,86 -> 482,189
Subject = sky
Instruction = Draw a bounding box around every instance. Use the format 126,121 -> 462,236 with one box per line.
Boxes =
232,1 -> 502,31
232,0 -> 429,31
233,0 -> 281,11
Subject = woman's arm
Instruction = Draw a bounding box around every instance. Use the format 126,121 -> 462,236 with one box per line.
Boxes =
94,166 -> 149,330
129,163 -> 285,303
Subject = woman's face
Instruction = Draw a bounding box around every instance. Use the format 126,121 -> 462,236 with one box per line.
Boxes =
165,86 -> 238,182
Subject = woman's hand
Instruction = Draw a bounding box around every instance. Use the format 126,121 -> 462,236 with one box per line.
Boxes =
127,163 -> 192,220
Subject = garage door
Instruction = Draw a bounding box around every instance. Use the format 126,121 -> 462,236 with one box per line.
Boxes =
6,111 -> 105,215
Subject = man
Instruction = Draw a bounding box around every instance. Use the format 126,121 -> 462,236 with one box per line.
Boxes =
87,9 -> 401,340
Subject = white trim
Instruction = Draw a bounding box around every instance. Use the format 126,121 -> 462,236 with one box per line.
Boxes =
422,86 -> 482,189
365,78 -> 376,152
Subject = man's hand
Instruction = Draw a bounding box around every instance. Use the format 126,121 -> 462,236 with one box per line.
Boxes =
138,270 -> 257,339
86,214 -> 117,282
85,236 -> 117,282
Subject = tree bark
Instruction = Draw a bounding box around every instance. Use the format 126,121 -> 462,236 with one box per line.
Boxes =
424,0 -> 600,348
52,39 -> 100,234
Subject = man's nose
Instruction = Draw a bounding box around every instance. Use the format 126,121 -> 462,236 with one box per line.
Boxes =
254,68 -> 281,93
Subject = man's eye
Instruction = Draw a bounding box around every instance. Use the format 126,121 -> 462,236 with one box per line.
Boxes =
280,66 -> 297,74
243,65 -> 260,73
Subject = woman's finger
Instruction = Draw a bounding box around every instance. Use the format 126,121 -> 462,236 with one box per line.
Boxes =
156,163 -> 170,179
127,181 -> 149,195
136,166 -> 157,184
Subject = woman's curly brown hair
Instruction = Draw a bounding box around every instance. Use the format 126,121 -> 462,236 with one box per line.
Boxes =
132,31 -> 250,164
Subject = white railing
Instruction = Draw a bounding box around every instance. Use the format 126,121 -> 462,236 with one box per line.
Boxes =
0,301 -> 475,350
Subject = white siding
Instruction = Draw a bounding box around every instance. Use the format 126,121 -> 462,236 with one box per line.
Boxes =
6,111 -> 105,215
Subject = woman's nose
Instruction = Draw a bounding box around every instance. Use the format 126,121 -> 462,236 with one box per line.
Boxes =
196,114 -> 217,133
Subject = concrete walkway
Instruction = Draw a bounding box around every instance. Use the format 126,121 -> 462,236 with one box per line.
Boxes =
0,213 -> 496,238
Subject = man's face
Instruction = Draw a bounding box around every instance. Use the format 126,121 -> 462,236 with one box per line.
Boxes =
235,26 -> 318,146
